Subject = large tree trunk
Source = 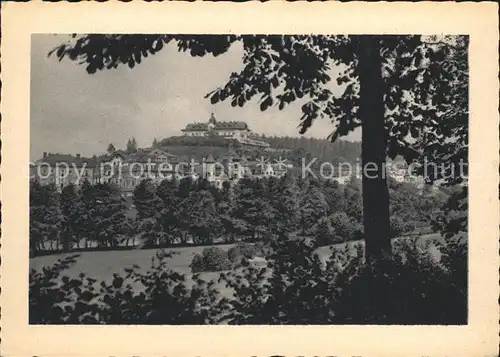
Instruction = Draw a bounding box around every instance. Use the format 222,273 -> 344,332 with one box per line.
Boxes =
357,36 -> 391,265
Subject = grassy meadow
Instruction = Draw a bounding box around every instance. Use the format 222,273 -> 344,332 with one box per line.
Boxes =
30,233 -> 444,299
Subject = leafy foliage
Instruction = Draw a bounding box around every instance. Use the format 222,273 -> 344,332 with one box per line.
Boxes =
133,179 -> 166,247
30,181 -> 61,256
49,34 -> 468,263
51,35 -> 467,174
30,251 -> 227,324
432,185 -> 468,238
190,247 -> 233,273
29,254 -> 99,324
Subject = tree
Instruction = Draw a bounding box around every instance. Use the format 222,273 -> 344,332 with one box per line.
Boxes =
91,183 -> 129,248
152,137 -> 158,148
315,216 -> 334,246
432,185 -> 467,239
323,179 -> 345,216
78,182 -> 128,248
59,184 -> 85,251
50,34 -> 468,264
230,178 -> 275,240
125,138 -> 138,154
133,179 -> 165,247
77,180 -> 97,248
30,181 -> 61,255
269,175 -> 300,234
156,179 -> 182,244
217,195 -> 242,243
330,212 -> 362,243
125,137 -> 138,154
107,143 -> 116,155
179,190 -> 220,245
299,182 -> 328,235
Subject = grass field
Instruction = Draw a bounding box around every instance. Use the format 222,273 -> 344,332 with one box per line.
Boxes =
30,234 -> 444,291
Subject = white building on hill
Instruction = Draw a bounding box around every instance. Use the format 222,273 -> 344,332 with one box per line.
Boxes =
181,113 -> 270,148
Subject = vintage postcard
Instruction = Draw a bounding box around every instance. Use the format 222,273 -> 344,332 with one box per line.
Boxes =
1,1 -> 498,356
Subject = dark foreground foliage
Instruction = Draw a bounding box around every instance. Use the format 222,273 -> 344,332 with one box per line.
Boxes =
30,235 -> 467,325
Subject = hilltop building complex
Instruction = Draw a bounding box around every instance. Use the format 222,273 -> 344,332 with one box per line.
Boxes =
181,113 -> 270,148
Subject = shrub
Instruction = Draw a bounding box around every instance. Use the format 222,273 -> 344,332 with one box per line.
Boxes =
390,216 -> 415,238
330,212 -> 359,243
240,256 -> 250,267
314,216 -> 335,246
227,246 -> 240,263
190,253 -> 204,273
190,247 -> 233,273
227,242 -> 262,263
313,213 -> 363,246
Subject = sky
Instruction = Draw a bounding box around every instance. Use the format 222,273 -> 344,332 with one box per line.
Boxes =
30,34 -> 361,160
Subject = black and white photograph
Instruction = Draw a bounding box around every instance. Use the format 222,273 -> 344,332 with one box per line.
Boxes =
27,33 -> 470,326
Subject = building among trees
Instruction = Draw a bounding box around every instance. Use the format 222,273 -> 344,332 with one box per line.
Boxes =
30,145 -> 293,196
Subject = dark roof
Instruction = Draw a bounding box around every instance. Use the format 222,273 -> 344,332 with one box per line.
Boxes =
37,148 -> 179,169
107,148 -> 178,164
182,121 -> 249,131
109,150 -> 127,158
124,152 -> 151,163
36,153 -> 99,168
99,150 -> 127,163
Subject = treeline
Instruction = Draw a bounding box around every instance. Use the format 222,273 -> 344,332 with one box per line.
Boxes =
29,174 -> 447,257
158,135 -> 240,149
156,135 -> 361,166
258,135 -> 361,165
30,181 -> 134,256
132,175 -> 366,248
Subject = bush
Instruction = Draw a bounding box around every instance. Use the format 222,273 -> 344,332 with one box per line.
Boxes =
227,242 -> 262,263
190,247 -> 233,273
227,246 -> 240,263
313,213 -> 363,246
190,253 -> 205,273
314,216 -> 335,246
390,216 -> 415,238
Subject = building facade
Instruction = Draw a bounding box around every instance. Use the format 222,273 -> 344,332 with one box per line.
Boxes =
30,152 -> 100,191
181,113 -> 270,148
31,145 -> 293,195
